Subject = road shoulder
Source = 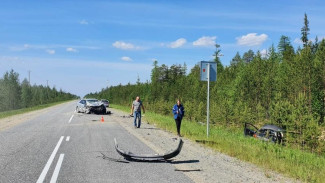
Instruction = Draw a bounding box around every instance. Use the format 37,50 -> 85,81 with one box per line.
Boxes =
110,108 -> 298,183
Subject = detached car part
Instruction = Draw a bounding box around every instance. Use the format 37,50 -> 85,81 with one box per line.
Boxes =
244,123 -> 284,144
114,138 -> 183,161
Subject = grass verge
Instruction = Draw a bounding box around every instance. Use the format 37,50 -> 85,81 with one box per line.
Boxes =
112,104 -> 325,182
0,100 -> 74,119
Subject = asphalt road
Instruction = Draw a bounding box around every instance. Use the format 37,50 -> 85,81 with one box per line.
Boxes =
0,101 -> 193,183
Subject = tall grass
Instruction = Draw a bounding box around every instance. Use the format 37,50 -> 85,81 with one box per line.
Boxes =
112,104 -> 325,182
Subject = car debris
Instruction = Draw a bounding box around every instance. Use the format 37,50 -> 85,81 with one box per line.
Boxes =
114,138 -> 183,161
244,123 -> 285,144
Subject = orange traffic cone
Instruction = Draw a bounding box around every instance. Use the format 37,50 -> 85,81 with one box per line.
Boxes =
101,116 -> 104,122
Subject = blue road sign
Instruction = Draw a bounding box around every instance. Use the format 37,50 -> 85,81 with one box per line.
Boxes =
200,61 -> 217,81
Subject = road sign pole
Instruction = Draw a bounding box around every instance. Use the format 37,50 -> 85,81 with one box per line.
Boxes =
199,61 -> 216,138
207,63 -> 210,138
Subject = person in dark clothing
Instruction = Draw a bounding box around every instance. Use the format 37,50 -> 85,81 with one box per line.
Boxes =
172,99 -> 185,137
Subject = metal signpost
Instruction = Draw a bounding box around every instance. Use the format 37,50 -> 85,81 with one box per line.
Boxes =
200,61 -> 217,138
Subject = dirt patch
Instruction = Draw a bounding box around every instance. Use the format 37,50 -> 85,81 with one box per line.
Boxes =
110,108 -> 299,183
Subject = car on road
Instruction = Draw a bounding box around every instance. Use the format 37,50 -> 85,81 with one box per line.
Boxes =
244,123 -> 285,144
76,99 -> 107,114
100,99 -> 109,108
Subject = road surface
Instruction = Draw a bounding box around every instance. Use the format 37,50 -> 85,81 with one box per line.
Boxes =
0,101 -> 192,183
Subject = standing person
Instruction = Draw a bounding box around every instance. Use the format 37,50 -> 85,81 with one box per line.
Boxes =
172,99 -> 185,137
130,96 -> 145,128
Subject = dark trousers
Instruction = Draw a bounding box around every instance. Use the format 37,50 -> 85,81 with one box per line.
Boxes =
175,117 -> 182,135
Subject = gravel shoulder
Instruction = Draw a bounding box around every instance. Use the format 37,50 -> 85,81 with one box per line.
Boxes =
110,108 -> 299,183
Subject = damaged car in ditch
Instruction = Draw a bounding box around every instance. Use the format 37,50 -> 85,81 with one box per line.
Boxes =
244,123 -> 285,144
76,99 -> 107,114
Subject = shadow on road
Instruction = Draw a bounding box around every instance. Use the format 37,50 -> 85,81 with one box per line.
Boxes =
97,152 -> 129,163
195,139 -> 218,145
170,160 -> 200,164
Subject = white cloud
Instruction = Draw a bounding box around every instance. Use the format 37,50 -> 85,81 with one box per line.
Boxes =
80,20 -> 89,25
66,47 -> 78,52
46,49 -> 55,55
293,38 -> 317,45
9,44 -> 30,51
168,38 -> 187,48
193,36 -> 216,47
260,49 -> 268,58
294,38 -> 303,45
121,56 -> 132,61
236,33 -> 268,46
7,44 -> 100,52
319,36 -> 325,42
112,41 -> 141,50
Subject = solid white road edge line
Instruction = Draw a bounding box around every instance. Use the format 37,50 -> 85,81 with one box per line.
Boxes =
36,136 -> 64,183
68,115 -> 74,123
50,154 -> 65,183
66,136 -> 70,141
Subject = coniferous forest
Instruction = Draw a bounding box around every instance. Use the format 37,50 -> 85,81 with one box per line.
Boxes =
87,14 -> 325,154
0,69 -> 78,112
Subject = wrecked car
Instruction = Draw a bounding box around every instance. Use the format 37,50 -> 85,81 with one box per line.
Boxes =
76,99 -> 107,114
114,138 -> 183,161
244,123 -> 284,144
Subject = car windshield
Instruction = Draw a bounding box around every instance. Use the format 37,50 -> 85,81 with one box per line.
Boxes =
102,100 -> 108,103
86,100 -> 98,104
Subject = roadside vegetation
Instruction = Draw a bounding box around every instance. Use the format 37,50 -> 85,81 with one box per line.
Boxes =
0,69 -> 78,114
112,104 -> 325,182
87,14 -> 325,182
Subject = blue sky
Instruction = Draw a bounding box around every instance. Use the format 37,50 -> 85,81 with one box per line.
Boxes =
1,0 -> 324,97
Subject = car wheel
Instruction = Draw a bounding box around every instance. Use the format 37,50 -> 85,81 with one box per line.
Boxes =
76,107 -> 80,113
101,105 -> 106,114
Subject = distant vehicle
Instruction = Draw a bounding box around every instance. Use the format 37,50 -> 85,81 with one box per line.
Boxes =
100,99 -> 109,108
76,99 -> 106,114
244,123 -> 284,144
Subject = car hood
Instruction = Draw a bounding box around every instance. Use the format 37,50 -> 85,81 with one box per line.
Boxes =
86,101 -> 102,107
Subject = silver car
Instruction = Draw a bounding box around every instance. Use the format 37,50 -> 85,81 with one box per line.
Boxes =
100,99 -> 109,108
76,99 -> 106,114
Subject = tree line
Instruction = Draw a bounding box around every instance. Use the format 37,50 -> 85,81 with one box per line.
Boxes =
86,14 -> 325,154
0,69 -> 77,112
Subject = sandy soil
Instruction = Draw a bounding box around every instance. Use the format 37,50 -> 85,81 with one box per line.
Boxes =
110,108 -> 299,183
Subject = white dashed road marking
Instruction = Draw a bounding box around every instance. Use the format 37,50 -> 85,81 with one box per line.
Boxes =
68,115 -> 74,123
50,154 -> 65,183
36,136 -> 64,183
66,136 -> 70,141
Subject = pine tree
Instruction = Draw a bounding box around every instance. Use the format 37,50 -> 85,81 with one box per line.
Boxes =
21,78 -> 32,108
242,49 -> 255,63
301,13 -> 310,48
230,52 -> 242,66
214,44 -> 224,74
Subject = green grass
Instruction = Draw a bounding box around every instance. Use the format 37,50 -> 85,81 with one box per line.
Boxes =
112,104 -> 325,182
0,100 -> 74,119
